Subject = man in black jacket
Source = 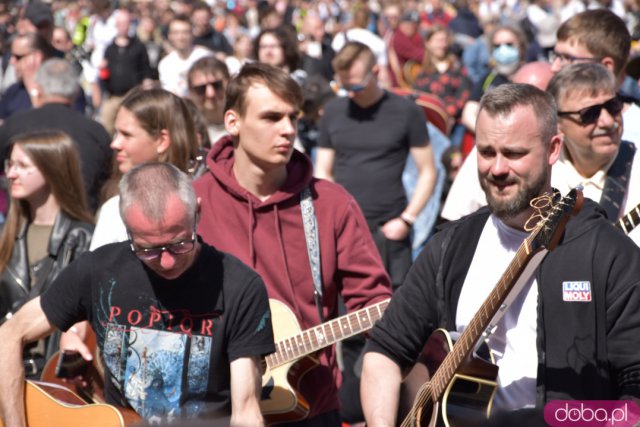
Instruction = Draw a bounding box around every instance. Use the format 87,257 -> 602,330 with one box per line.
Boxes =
361,83 -> 640,426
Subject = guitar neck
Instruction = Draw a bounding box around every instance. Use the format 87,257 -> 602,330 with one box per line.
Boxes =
265,299 -> 390,369
615,204 -> 640,235
428,235 -> 539,401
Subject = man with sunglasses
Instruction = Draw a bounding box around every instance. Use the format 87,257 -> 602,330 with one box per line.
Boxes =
187,56 -> 230,144
316,42 -> 435,423
550,9 -> 640,144
548,63 -> 640,244
0,162 -> 275,426
317,42 -> 436,291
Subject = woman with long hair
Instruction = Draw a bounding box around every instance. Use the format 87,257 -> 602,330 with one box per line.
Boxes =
0,130 -> 94,377
254,27 -> 307,84
90,87 -> 198,250
414,26 -> 472,128
414,25 -> 473,146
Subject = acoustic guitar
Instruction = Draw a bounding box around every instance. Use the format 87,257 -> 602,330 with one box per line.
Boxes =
0,380 -> 130,427
401,189 -> 582,427
40,329 -> 141,426
260,298 -> 390,425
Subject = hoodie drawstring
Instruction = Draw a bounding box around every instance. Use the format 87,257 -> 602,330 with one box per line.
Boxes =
248,201 -> 256,267
273,205 -> 304,320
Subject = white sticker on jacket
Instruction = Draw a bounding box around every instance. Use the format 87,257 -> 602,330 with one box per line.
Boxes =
562,281 -> 592,302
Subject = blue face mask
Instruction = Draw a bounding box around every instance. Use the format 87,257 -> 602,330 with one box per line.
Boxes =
492,44 -> 519,65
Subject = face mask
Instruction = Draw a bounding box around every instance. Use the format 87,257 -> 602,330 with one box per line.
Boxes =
492,44 -> 519,65
492,44 -> 520,75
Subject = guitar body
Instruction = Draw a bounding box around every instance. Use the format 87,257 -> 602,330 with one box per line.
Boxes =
41,327 -> 106,404
0,381 -> 126,427
40,328 -> 141,426
408,329 -> 499,427
260,299 -> 317,425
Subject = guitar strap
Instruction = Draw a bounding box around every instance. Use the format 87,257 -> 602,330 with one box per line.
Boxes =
600,141 -> 636,221
300,186 -> 324,323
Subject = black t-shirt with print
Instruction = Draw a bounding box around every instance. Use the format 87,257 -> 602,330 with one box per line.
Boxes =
40,240 -> 274,422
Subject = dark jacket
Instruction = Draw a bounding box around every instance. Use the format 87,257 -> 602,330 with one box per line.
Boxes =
368,199 -> 640,404
0,212 -> 93,323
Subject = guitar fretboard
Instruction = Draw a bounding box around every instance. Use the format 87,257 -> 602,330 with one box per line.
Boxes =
615,204 -> 640,234
266,300 -> 390,369
429,237 -> 533,400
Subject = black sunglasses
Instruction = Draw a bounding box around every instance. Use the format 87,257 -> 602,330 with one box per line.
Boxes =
191,80 -> 224,95
558,96 -> 623,125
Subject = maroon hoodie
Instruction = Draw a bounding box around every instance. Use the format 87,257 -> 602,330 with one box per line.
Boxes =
193,136 -> 392,418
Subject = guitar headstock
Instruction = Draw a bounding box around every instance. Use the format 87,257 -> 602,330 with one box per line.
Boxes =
530,188 -> 583,252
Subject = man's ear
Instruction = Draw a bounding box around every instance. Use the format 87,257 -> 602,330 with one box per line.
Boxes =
548,133 -> 564,166
600,56 -> 616,74
225,109 -> 240,136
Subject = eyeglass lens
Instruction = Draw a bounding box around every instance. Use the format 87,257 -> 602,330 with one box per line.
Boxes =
578,98 -> 623,124
193,81 -> 223,95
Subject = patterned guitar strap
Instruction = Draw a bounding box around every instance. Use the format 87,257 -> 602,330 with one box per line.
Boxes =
300,186 -> 324,323
600,141 -> 636,221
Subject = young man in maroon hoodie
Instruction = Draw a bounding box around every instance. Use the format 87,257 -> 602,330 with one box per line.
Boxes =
193,63 -> 392,425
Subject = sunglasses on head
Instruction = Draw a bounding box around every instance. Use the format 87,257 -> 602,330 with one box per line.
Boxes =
558,96 -> 623,125
191,80 -> 224,95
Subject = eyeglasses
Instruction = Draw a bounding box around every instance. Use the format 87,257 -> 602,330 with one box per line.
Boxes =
558,96 -> 623,125
492,42 -> 515,49
548,50 -> 599,65
11,51 -> 33,61
191,80 -> 224,96
4,159 -> 35,174
338,73 -> 372,93
129,230 -> 197,261
259,43 -> 282,50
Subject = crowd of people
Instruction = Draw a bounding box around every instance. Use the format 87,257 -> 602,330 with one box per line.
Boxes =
0,0 -> 640,426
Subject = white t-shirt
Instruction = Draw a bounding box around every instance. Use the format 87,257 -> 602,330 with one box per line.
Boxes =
90,195 -> 128,251
158,46 -> 213,97
622,103 -> 640,147
456,215 -> 538,411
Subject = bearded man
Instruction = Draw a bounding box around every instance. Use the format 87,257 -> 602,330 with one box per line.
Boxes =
359,83 -> 640,426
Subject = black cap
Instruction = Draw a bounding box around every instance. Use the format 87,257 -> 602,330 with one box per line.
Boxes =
24,1 -> 53,27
